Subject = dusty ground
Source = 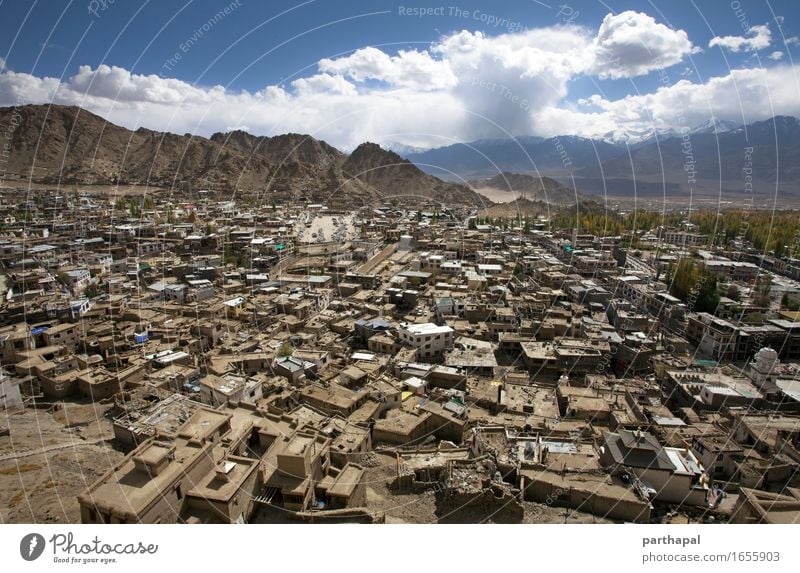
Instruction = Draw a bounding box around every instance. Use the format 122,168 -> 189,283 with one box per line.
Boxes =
362,452 -> 438,524
295,213 -> 356,244
0,402 -> 124,523
474,187 -> 525,204
355,452 -> 614,524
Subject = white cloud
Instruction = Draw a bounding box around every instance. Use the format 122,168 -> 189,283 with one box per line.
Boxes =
709,24 -> 772,52
538,65 -> 800,141
0,69 -> 62,104
290,73 -> 357,96
318,47 -> 457,91
0,10 -> 791,148
769,51 -> 784,61
431,27 -> 595,139
590,11 -> 698,79
0,58 -> 5,71
69,64 -> 223,105
0,62 -> 465,150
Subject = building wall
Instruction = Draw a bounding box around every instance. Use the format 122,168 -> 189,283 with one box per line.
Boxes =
521,472 -> 650,523
43,325 -> 81,349
628,467 -> 707,506
79,442 -> 217,524
184,467 -> 261,523
373,414 -> 432,445
0,378 -> 23,409
328,481 -> 367,510
40,376 -> 77,399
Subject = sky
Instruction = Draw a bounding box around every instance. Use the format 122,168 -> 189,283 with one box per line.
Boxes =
1,0 -> 799,149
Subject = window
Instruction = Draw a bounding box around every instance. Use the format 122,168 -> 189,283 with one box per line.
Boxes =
175,485 -> 183,499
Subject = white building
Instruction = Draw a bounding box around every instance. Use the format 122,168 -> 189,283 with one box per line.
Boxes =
397,322 -> 454,359
69,299 -> 92,319
0,370 -> 23,410
199,374 -> 262,407
164,283 -> 187,303
748,347 -> 779,388
64,268 -> 91,291
662,230 -> 708,247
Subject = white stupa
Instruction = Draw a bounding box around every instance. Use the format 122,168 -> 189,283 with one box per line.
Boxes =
748,347 -> 779,388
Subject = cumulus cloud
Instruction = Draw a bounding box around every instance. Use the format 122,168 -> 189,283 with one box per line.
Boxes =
0,10 -> 791,148
769,51 -> 784,60
538,65 -> 800,140
0,62 -> 465,149
69,64 -> 223,105
431,27 -> 594,139
318,47 -> 457,90
590,11 -> 698,79
291,73 -> 357,96
709,24 -> 772,52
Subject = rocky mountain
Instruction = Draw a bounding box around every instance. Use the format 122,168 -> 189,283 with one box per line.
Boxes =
400,116 -> 800,199
401,135 -> 625,179
573,116 -> 800,197
469,172 -> 583,205
0,105 -> 484,207
341,143 -> 484,206
689,118 -> 741,135
209,130 -> 342,167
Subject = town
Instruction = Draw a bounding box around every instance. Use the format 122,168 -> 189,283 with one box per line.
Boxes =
1,184 -> 798,525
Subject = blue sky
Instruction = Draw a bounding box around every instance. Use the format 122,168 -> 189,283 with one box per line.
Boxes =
1,0 -> 799,148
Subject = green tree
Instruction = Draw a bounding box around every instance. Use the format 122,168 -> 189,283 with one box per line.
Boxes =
782,292 -> 800,311
669,259 -> 699,301
753,274 -> 772,307
694,274 -> 720,314
743,312 -> 768,324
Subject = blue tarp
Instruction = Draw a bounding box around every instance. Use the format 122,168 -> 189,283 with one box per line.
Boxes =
31,326 -> 49,335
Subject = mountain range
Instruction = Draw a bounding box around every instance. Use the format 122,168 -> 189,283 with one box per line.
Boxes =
5,105 -> 797,205
572,116 -> 800,197
399,117 -> 800,199
0,105 -> 484,207
403,135 -> 624,180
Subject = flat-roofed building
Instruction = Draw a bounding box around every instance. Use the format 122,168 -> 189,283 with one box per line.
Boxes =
298,384 -> 369,417
397,322 -> 454,359
78,437 -> 215,523
183,456 -> 262,523
599,429 -> 708,506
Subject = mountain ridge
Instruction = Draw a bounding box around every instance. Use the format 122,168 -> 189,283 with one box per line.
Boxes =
0,104 -> 485,207
398,116 -> 800,197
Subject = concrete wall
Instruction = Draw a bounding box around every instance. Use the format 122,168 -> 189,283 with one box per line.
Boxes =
521,471 -> 651,523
